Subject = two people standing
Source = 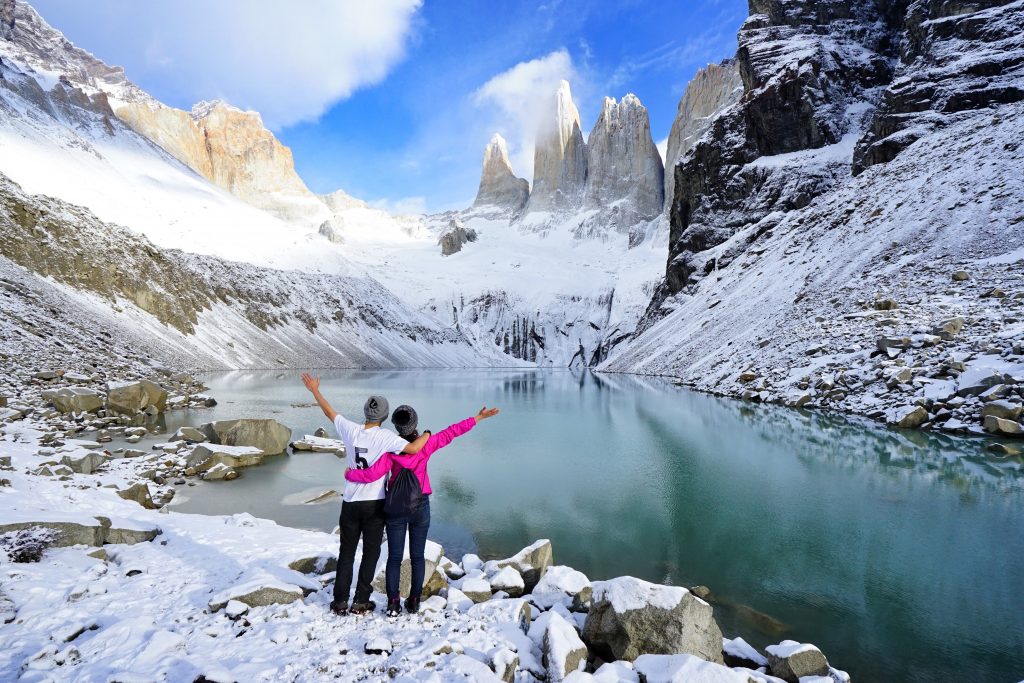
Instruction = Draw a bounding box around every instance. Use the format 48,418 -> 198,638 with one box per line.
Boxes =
301,373 -> 498,617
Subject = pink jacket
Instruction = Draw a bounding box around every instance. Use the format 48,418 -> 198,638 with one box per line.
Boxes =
344,417 -> 475,495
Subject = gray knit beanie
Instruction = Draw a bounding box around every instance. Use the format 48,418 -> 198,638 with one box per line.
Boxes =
363,395 -> 389,423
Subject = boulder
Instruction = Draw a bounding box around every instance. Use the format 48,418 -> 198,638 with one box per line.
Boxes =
582,577 -> 723,664
186,444 -> 265,473
983,415 -> 1023,436
951,270 -> 970,282
981,400 -> 1023,421
60,452 -> 107,475
364,637 -> 393,655
493,539 -> 553,592
489,565 -> 526,598
459,576 -> 493,603
489,646 -> 519,683
876,336 -> 911,354
290,435 -> 345,452
887,405 -> 928,429
541,612 -> 588,682
170,426 -> 208,443
208,582 -> 305,612
722,636 -> 768,669
116,482 -> 157,509
41,387 -> 103,414
530,565 -> 591,609
467,598 -> 533,633
106,380 -> 168,416
372,539 -> 445,597
199,419 -> 292,455
0,517 -> 158,548
287,552 -> 338,575
931,316 -> 965,340
765,640 -> 829,682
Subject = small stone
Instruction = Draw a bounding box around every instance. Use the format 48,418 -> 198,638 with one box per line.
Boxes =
364,637 -> 392,655
951,270 -> 970,282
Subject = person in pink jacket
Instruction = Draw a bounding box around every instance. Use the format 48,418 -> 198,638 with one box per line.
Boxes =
346,404 -> 499,616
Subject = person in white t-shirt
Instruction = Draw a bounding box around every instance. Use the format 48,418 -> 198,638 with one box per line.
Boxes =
301,373 -> 430,616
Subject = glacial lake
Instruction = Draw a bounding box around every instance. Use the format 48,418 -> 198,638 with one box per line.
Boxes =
161,369 -> 1023,683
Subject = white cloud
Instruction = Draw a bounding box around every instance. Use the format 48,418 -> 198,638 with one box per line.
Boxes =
472,49 -> 576,181
65,0 -> 422,130
655,137 -> 668,163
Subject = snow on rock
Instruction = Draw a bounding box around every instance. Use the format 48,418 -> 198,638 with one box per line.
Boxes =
764,640 -> 830,682
541,611 -> 588,682
633,653 -> 752,682
491,538 -> 553,592
530,565 -> 591,610
489,565 -> 526,598
584,577 -> 724,664
371,538 -> 445,597
722,635 -> 768,668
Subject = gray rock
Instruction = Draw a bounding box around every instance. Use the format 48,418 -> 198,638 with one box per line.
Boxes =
106,380 -> 167,416
116,482 -> 157,509
287,553 -> 338,575
493,539 -> 553,593
951,270 -> 970,282
0,589 -> 14,624
888,406 -> 928,429
765,640 -> 830,683
170,426 -> 207,443
876,337 -> 911,354
0,456 -> 10,468
208,584 -> 304,612
198,419 -> 292,455
983,415 -> 1023,437
438,218 -> 479,257
931,316 -> 965,340
473,133 -> 530,214
541,612 -> 588,682
981,400 -> 1023,421
582,577 -> 723,664
373,540 -> 445,597
186,444 -> 265,474
41,387 -> 103,414
59,452 -> 107,474
489,647 -> 519,683
318,220 -> 344,244
0,517 -> 158,548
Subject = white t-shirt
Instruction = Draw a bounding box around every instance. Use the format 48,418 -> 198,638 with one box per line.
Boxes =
334,414 -> 408,502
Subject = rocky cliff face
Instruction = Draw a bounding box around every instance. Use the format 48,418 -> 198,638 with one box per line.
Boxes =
652,0 -> 899,303
663,59 -> 743,210
525,80 -> 588,215
473,133 -> 530,215
578,94 -> 664,240
853,0 -> 1024,172
1,0 -> 14,38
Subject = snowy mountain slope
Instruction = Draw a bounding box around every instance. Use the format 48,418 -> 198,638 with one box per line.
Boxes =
0,172 -> 497,370
1,0 -> 335,229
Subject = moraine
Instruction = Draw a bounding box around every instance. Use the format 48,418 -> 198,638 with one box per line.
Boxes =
164,368 -> 1024,683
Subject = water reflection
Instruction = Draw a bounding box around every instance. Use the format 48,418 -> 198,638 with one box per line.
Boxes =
165,369 -> 1023,683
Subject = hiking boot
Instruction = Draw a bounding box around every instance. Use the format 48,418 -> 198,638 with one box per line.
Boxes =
349,600 -> 376,615
404,596 -> 420,614
329,601 -> 349,616
386,598 -> 401,618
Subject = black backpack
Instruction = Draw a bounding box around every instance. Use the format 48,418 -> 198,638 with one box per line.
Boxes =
384,467 -> 423,517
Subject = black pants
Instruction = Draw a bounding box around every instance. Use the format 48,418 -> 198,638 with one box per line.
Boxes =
333,499 -> 386,605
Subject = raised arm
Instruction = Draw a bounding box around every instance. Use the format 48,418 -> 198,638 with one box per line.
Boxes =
345,453 -> 393,483
429,406 -> 500,451
302,373 -> 338,422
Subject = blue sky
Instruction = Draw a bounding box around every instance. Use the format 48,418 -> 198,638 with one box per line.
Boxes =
32,0 -> 747,212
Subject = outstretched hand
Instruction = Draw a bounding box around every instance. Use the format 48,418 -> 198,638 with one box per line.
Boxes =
301,372 -> 320,393
475,406 -> 500,423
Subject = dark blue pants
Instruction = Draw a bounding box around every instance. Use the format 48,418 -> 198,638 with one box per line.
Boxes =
385,496 -> 431,600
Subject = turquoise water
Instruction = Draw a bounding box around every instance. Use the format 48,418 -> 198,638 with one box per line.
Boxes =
165,369 -> 1024,682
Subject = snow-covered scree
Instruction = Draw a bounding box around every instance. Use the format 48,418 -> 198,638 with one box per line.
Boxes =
1,381 -> 851,682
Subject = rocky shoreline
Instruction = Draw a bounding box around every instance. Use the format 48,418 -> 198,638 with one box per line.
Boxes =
1,360 -> 852,682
